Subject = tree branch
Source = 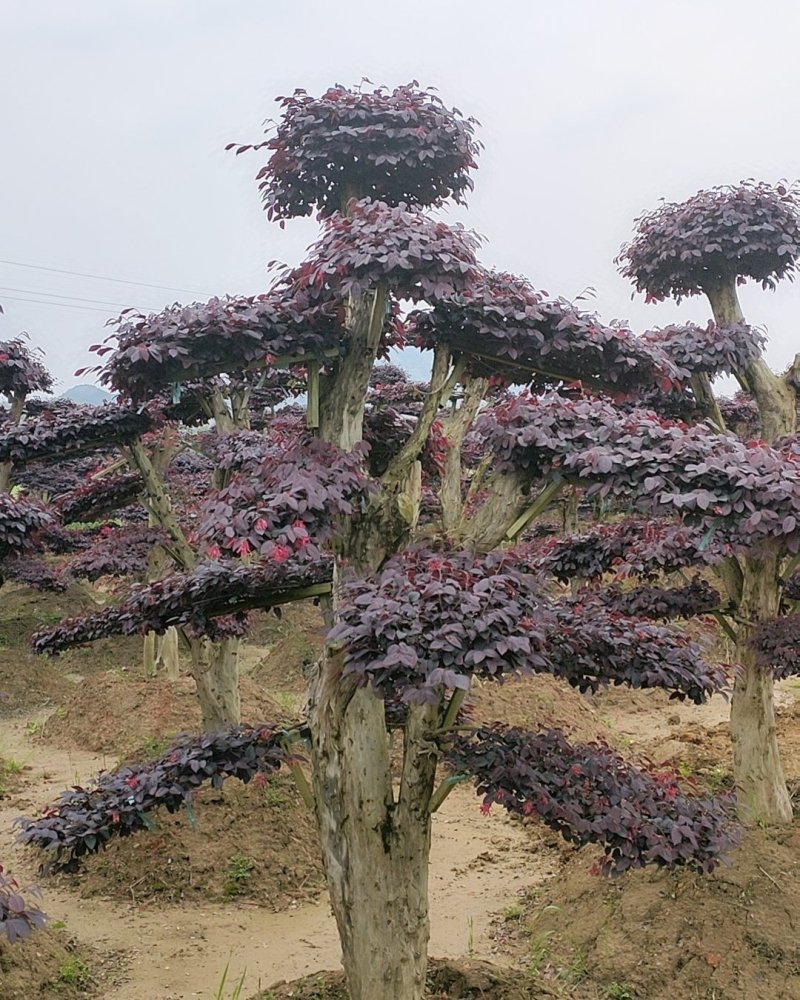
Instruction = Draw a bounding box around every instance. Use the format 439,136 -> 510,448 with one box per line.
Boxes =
439,375 -> 488,535
382,344 -> 462,489
705,280 -> 796,442
124,439 -> 196,570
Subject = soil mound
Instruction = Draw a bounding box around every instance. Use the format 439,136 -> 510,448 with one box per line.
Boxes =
0,928 -> 111,998
260,958 -> 546,999
498,824 -> 800,999
42,671 -> 298,758
51,774 -> 324,908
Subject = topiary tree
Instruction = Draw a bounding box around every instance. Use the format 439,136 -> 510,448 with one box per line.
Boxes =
30,84 -> 742,998
0,330 -> 54,492
619,181 -> 800,823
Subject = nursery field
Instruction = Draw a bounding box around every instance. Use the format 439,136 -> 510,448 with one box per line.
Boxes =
0,585 -> 798,1000
2,63 -> 800,1000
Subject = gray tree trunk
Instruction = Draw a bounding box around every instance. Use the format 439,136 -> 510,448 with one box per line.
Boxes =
705,280 -> 796,823
143,628 -> 180,681
308,666 -> 438,1000
730,552 -> 793,823
0,393 -> 26,493
440,376 -> 488,535
189,637 -> 241,729
310,281 -> 443,999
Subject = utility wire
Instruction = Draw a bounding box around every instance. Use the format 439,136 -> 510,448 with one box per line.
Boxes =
0,257 -> 211,297
0,294 -> 123,314
0,285 -> 144,310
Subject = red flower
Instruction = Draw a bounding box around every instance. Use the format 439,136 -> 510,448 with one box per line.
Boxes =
272,544 -> 291,563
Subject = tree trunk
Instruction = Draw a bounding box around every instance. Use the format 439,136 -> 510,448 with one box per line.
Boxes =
731,553 -> 793,824
0,393 -> 26,493
308,658 -> 438,1000
439,376 -> 488,536
319,286 -> 387,449
561,486 -> 579,535
143,628 -> 180,680
690,372 -> 726,431
705,281 -> 797,441
189,637 -> 241,728
143,503 -> 182,680
308,276 -> 451,997
704,280 -> 795,825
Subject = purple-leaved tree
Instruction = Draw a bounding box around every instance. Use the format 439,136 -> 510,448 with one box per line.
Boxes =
23,85 -> 749,995
619,181 -> 800,823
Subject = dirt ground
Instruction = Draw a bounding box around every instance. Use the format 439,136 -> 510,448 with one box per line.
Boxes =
0,590 -> 798,998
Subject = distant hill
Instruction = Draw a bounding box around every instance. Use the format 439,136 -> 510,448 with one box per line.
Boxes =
60,384 -> 115,406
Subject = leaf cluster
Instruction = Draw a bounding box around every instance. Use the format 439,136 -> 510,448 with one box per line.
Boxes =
0,337 -> 53,399
55,472 -> 144,525
0,494 -> 53,560
329,548 -> 550,703
0,556 -> 68,592
294,197 -> 479,303
0,866 -> 45,943
95,290 -> 342,401
18,724 -> 287,869
481,392 -> 800,554
241,82 -> 480,220
576,577 -> 721,622
618,181 -> 800,300
532,518 -> 728,583
199,437 -> 371,561
67,526 -> 168,582
408,270 -> 675,390
544,599 -> 724,704
447,725 -> 740,874
0,405 -> 152,465
641,321 -> 765,379
750,613 -> 800,679
330,548 -> 723,704
31,556 -> 332,654
14,454 -> 105,500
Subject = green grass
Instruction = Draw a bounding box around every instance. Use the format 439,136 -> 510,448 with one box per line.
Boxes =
223,855 -> 255,898
526,930 -> 553,975
142,733 -> 173,758
558,944 -> 589,985
263,781 -> 288,807
213,959 -> 247,999
605,983 -> 637,1000
273,690 -> 302,715
65,518 -> 123,532
0,757 -> 25,794
57,956 -> 92,988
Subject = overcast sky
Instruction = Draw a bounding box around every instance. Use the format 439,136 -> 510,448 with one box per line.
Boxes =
2,1 -> 799,393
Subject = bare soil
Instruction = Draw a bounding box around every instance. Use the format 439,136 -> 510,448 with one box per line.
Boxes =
261,958 -> 546,999
0,590 -> 799,998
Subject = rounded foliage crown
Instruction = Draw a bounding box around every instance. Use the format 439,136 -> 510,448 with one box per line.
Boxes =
236,82 -> 481,220
0,336 -> 53,398
618,181 -> 800,301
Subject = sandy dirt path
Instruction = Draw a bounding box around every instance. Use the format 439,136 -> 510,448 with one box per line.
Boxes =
0,712 -> 557,999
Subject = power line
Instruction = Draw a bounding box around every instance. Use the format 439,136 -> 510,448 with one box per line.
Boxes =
0,294 -> 123,314
0,285 -> 143,310
0,258 -> 211,297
